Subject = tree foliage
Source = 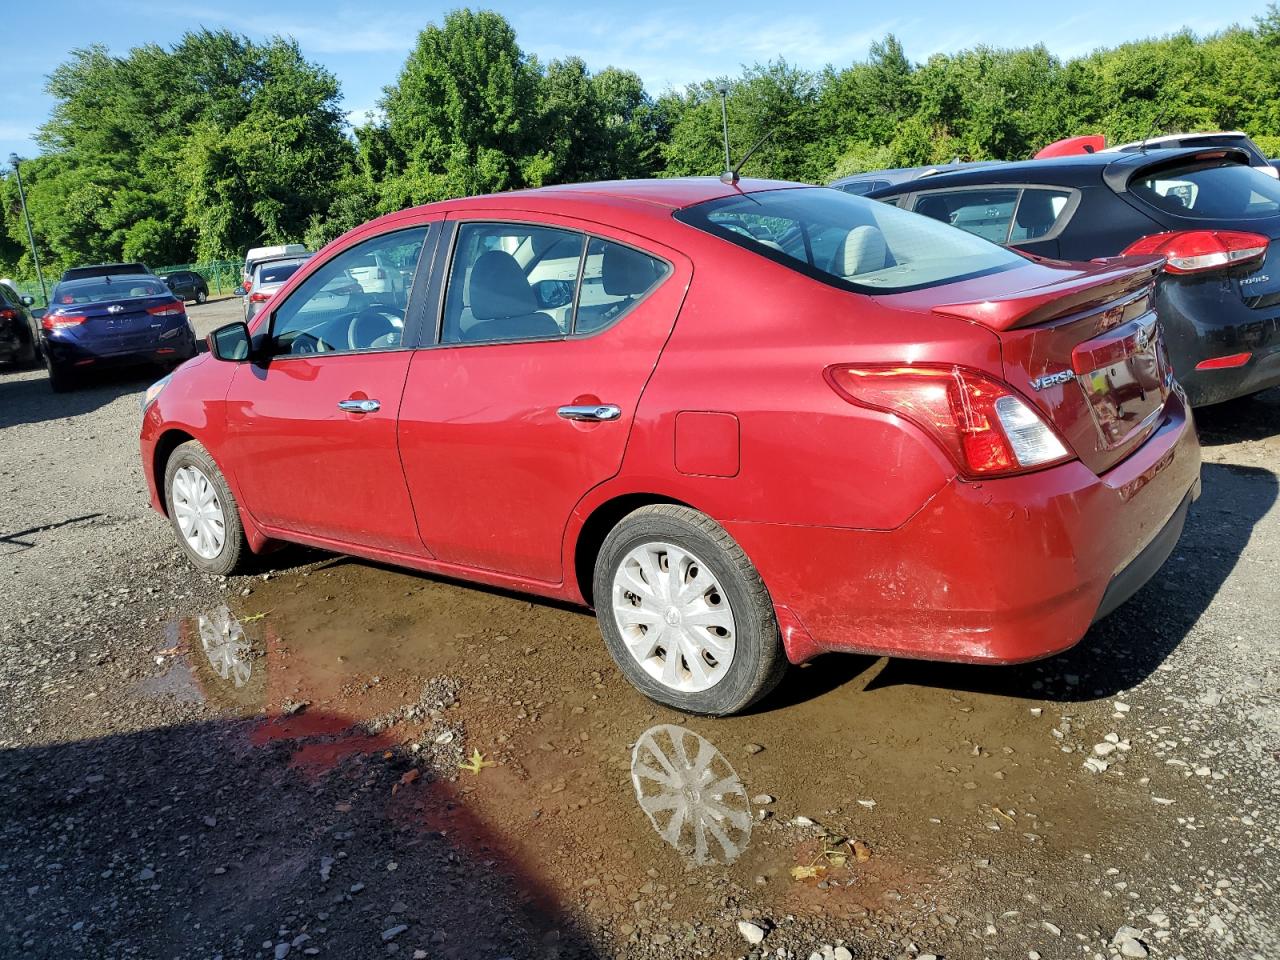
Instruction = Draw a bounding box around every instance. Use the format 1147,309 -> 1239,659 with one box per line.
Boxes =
6,5 -> 1280,279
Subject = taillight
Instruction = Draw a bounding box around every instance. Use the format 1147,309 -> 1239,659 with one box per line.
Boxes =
825,364 -> 1072,478
1122,230 -> 1269,274
41,313 -> 88,330
0,308 -> 15,320
249,292 -> 270,302
374,268 -> 386,280
147,303 -> 185,317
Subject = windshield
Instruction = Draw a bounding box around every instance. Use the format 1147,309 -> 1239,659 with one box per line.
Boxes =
675,187 -> 1025,294
1129,160 -> 1280,220
53,278 -> 169,304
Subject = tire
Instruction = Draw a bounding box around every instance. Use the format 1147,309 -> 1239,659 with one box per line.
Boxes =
195,288 -> 208,304
593,504 -> 787,715
45,355 -> 75,392
162,440 -> 248,576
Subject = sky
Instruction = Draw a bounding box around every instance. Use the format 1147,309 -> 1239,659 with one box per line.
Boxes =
0,0 -> 1270,161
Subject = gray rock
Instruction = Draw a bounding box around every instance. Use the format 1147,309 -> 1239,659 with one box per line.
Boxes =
382,925 -> 409,942
736,920 -> 767,944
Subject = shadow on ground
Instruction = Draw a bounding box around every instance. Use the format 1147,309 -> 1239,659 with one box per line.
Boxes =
0,710 -> 604,959
866,460 -> 1277,703
0,366 -> 158,429
1194,385 -> 1280,446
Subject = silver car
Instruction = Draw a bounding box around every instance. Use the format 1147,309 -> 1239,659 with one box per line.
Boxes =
243,256 -> 310,322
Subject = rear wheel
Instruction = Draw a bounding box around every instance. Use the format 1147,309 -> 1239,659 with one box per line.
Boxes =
163,441 -> 247,575
45,355 -> 74,392
195,288 -> 208,304
593,505 -> 787,715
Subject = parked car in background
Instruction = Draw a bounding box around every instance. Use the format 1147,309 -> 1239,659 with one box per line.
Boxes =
243,256 -> 310,322
0,282 -> 40,367
43,272 -> 196,392
60,262 -> 154,282
1037,131 -> 1278,179
243,244 -> 307,290
830,160 -> 1003,196
163,270 -> 209,304
868,146 -> 1280,405
141,178 -> 1199,715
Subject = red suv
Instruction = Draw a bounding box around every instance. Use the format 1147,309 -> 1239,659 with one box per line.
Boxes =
140,179 -> 1201,715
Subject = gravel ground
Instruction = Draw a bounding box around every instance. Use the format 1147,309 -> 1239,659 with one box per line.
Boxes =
0,308 -> 1277,960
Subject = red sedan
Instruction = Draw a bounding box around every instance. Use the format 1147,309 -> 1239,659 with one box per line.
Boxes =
140,179 -> 1201,715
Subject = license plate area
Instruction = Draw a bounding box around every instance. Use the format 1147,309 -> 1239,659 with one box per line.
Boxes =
1072,313 -> 1170,450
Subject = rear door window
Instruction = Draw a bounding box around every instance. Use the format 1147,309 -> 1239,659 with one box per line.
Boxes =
912,187 -> 1075,245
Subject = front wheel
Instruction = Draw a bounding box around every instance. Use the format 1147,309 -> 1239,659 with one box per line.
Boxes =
593,505 -> 787,715
195,289 -> 208,304
163,441 -> 248,576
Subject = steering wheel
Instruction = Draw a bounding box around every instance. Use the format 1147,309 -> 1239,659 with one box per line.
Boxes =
348,309 -> 399,351
289,332 -> 323,355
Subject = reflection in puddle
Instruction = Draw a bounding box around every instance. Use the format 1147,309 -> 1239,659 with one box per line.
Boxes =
198,605 -> 252,688
631,724 -> 752,866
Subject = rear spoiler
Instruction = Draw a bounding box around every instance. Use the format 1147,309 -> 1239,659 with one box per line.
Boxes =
1102,146 -> 1252,193
931,257 -> 1162,331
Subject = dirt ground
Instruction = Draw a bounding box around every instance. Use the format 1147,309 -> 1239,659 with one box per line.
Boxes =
0,300 -> 1277,959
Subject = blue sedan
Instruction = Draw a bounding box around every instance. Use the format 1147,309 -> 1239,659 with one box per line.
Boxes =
41,273 -> 197,391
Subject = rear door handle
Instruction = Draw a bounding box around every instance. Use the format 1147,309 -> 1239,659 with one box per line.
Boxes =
338,399 -> 380,413
557,404 -> 621,422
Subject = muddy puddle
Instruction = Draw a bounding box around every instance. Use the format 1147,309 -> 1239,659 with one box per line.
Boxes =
132,558 -> 1200,956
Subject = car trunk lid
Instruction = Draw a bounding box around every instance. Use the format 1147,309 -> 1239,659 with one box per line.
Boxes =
929,256 -> 1172,475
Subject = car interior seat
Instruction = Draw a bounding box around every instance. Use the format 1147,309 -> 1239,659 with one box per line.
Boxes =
462,250 -> 561,342
836,225 -> 888,278
576,244 -> 662,332
913,196 -> 953,224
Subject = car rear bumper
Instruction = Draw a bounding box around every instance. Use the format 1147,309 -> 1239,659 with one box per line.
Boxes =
726,393 -> 1201,665
44,327 -> 197,367
1159,282 -> 1280,405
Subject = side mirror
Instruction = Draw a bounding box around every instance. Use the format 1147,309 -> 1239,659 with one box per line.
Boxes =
534,279 -> 574,310
21,295 -> 34,306
208,321 -> 253,362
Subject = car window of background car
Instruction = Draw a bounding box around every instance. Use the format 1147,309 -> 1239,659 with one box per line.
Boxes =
441,223 -> 583,344
676,187 -> 1024,294
911,188 -> 1019,243
56,278 -> 170,303
1007,189 -> 1073,242
574,238 -> 670,335
1130,161 -> 1280,220
256,262 -> 304,285
835,180 -> 891,196
269,227 -> 427,355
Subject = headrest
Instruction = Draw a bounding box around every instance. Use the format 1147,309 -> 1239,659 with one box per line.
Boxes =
602,244 -> 659,296
839,225 -> 888,277
469,251 -> 537,320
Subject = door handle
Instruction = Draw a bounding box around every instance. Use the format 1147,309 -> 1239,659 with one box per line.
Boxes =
338,399 -> 380,413
557,404 -> 622,422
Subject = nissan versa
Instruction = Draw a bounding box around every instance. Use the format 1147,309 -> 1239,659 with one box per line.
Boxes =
139,179 -> 1202,715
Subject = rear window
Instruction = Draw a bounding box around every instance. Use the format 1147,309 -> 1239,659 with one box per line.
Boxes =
834,179 -> 890,196
54,278 -> 169,303
257,262 -> 303,284
1129,161 -> 1280,220
675,187 -> 1025,294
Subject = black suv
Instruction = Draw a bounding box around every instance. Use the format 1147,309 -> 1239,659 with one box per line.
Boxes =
868,147 -> 1280,406
163,270 -> 210,304
60,262 -> 153,282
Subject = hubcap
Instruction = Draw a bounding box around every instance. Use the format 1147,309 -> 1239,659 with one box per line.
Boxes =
612,541 -> 736,693
171,464 -> 226,560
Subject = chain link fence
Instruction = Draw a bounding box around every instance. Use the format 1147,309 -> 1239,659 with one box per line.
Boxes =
7,259 -> 242,309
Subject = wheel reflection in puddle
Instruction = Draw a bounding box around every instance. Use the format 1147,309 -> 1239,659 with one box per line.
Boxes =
198,605 -> 252,688
631,724 -> 752,866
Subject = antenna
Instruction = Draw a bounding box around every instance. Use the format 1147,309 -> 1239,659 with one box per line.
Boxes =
717,88 -> 732,178
1139,109 -> 1167,154
722,127 -> 780,184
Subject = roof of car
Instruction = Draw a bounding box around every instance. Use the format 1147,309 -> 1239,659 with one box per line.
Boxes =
868,146 -> 1252,194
